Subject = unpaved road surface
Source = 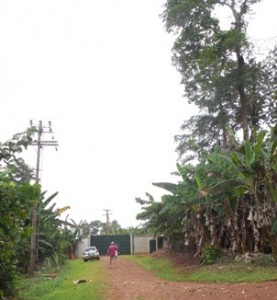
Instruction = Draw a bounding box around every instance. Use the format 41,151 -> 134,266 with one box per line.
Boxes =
100,256 -> 277,300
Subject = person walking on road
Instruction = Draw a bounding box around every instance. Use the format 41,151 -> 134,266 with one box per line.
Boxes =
107,241 -> 118,268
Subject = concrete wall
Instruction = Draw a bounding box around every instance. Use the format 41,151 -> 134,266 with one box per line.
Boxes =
76,237 -> 89,257
132,235 -> 155,254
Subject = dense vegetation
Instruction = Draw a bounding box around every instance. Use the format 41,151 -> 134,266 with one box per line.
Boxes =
136,0 -> 277,260
0,129 -> 81,298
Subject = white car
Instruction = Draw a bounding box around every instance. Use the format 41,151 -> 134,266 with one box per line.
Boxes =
82,246 -> 100,262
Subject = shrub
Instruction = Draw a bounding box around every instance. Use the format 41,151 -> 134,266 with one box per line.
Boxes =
202,244 -> 221,264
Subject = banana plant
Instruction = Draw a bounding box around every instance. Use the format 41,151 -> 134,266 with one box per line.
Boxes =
36,191 -> 72,264
205,127 -> 277,253
135,126 -> 277,256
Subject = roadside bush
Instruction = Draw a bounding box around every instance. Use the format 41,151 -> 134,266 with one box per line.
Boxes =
0,259 -> 17,298
202,244 -> 221,264
0,182 -> 40,297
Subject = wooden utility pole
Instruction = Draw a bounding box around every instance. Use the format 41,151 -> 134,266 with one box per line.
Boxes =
103,209 -> 112,235
29,120 -> 58,274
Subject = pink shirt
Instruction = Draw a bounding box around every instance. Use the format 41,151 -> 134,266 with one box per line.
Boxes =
108,244 -> 117,256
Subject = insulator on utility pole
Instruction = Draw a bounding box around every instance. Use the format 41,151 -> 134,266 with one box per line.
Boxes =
31,120 -> 59,183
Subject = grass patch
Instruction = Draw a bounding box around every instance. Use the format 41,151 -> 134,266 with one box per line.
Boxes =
183,264 -> 277,283
126,255 -> 185,281
126,255 -> 277,283
17,259 -> 108,300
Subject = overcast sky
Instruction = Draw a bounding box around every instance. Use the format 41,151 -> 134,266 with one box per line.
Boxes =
0,0 -> 276,228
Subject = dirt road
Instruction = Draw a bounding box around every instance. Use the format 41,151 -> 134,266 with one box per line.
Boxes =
100,256 -> 277,300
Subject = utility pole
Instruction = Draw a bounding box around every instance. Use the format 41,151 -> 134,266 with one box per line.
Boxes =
29,120 -> 58,274
103,209 -> 112,235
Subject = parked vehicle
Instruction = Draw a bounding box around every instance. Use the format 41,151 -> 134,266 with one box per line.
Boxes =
82,246 -> 100,262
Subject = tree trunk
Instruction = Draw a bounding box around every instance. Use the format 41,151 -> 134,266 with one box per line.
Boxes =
230,4 -> 249,140
236,49 -> 249,140
29,203 -> 38,274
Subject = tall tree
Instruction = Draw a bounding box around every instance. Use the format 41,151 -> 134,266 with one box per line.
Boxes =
162,0 -> 276,160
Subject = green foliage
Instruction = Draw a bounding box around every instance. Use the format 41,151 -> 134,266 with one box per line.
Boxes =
163,0 -> 276,160
136,126 -> 277,256
0,181 -> 40,297
0,261 -> 17,299
36,191 -> 71,265
0,127 -> 40,297
17,259 -> 108,300
0,127 -> 86,299
202,244 -> 221,265
0,127 -> 36,183
154,0 -> 277,259
0,127 -> 73,297
41,253 -> 60,274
